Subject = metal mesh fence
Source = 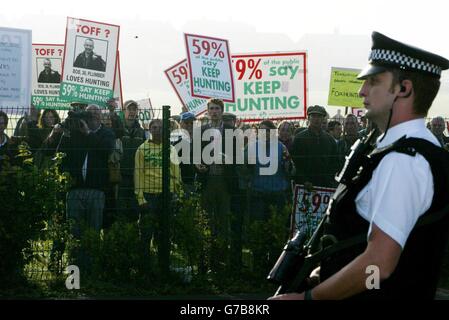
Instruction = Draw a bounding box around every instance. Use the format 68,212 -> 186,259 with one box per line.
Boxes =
1,105 -> 449,293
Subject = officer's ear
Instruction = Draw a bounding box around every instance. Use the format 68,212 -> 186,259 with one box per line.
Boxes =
397,79 -> 413,98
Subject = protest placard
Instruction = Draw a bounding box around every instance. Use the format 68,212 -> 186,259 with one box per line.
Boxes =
165,59 -> 207,116
31,44 -> 71,110
327,67 -> 364,108
0,27 -> 32,115
351,107 -> 366,118
185,34 -> 234,102
136,98 -> 154,130
225,52 -> 307,121
60,17 -> 120,107
292,184 -> 336,235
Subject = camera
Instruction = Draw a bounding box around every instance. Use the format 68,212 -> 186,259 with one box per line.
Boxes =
60,110 -> 92,133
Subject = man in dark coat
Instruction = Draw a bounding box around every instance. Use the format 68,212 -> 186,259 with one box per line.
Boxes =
38,59 -> 61,83
73,38 -> 106,72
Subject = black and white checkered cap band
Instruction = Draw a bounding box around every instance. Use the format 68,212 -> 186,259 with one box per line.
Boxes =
369,49 -> 442,76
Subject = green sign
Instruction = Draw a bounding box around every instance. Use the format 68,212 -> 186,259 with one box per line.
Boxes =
32,95 -> 71,110
224,52 -> 307,121
60,83 -> 112,107
327,67 -> 364,108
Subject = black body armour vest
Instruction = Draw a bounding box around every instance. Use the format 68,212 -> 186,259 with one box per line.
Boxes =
320,136 -> 449,299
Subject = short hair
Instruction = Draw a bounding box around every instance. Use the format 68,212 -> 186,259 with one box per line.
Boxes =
278,120 -> 293,132
432,116 -> 445,124
259,120 -> 276,129
389,68 -> 441,116
207,98 -> 224,112
169,119 -> 180,131
149,118 -> 162,129
345,114 -> 358,122
327,120 -> 341,131
0,110 -> 8,127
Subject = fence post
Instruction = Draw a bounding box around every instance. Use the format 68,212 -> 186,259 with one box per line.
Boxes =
160,105 -> 171,277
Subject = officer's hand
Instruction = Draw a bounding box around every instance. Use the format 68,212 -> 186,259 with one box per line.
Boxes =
306,266 -> 320,288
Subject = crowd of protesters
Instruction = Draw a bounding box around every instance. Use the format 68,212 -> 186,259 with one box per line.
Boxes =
1,98 -> 448,275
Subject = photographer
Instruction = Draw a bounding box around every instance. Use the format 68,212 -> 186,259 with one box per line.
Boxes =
50,104 -> 115,270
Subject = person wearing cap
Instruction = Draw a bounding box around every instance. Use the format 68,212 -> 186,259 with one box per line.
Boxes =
271,31 -> 449,300
117,99 -> 146,222
291,105 -> 338,189
70,101 -> 88,111
179,112 -> 196,137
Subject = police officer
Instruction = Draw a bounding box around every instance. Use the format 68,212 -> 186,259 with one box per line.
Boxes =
73,38 -> 106,72
270,31 -> 449,300
37,59 -> 61,83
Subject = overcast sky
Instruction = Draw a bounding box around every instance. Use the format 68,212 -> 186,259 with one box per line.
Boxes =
3,0 -> 449,117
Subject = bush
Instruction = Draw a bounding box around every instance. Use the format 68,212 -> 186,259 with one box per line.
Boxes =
77,220 -> 147,284
246,204 -> 291,279
171,189 -> 211,275
0,144 -> 70,289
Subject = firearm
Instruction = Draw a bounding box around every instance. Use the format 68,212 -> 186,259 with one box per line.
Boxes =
268,129 -> 378,295
267,213 -> 328,295
336,129 -> 378,185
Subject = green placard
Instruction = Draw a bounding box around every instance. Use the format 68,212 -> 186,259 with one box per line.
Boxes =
32,95 -> 72,110
327,67 -> 364,108
60,82 -> 113,107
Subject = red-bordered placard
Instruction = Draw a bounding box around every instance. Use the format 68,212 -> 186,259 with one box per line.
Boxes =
184,33 -> 235,103
60,17 -> 120,106
227,51 -> 307,122
31,43 -> 71,109
291,184 -> 336,237
164,59 -> 208,116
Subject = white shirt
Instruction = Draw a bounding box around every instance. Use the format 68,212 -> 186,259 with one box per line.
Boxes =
355,119 -> 440,248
